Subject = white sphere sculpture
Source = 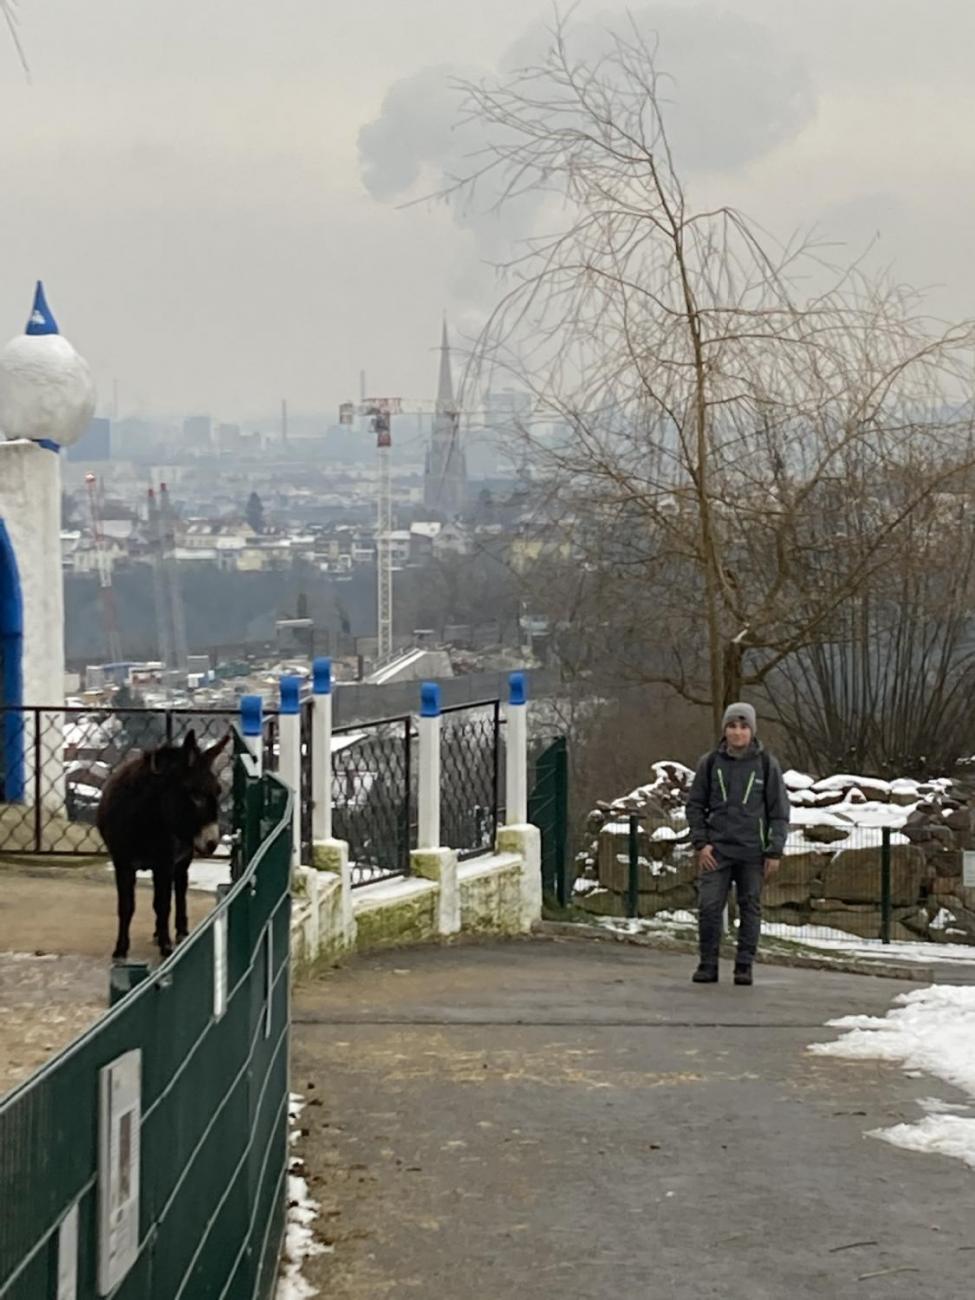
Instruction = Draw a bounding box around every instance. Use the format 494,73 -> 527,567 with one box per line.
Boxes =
0,281 -> 96,449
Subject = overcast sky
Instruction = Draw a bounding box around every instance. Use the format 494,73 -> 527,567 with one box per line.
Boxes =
1,0 -> 973,423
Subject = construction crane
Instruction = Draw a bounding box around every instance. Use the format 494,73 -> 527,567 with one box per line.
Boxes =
85,473 -> 124,664
158,483 -> 188,682
145,482 -> 188,692
146,487 -> 174,684
339,328 -> 487,665
337,395 -> 481,664
340,397 -> 402,662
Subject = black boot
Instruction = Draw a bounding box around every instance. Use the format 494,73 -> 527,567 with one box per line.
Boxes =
692,964 -> 718,984
734,962 -> 753,986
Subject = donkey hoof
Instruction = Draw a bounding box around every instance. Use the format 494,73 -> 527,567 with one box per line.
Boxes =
176,930 -> 188,944
157,940 -> 173,958
112,948 -> 128,961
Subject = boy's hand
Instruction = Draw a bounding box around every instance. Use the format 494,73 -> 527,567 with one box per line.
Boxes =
764,858 -> 781,879
698,845 -> 718,872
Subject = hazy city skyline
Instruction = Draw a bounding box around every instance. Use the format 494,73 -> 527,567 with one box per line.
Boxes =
3,1 -> 974,419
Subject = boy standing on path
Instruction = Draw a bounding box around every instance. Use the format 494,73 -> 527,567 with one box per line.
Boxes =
685,703 -> 791,986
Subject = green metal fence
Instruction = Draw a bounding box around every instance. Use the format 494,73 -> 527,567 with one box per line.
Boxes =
0,770 -> 293,1300
528,737 -> 570,906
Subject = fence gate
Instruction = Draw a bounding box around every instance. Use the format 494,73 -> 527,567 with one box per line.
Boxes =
528,736 -> 569,905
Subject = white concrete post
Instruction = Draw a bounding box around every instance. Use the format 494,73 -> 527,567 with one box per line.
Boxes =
311,656 -> 332,844
308,660 -> 355,951
418,680 -> 441,850
278,675 -> 302,870
411,680 -> 460,935
239,694 -> 263,775
504,671 -> 528,826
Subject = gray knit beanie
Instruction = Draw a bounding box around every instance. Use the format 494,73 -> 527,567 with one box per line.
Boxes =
722,702 -> 757,734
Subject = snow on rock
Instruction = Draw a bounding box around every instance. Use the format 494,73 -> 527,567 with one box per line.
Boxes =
930,908 -> 957,932
786,789 -> 819,806
812,774 -> 892,798
810,985 -> 975,1170
783,770 -> 815,791
787,807 -> 854,829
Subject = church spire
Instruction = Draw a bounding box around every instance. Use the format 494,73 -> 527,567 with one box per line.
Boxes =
436,317 -> 456,414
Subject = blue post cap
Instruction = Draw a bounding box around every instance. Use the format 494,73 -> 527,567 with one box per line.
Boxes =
312,656 -> 332,695
509,672 -> 528,706
279,675 -> 301,715
240,694 -> 263,737
420,681 -> 441,718
25,281 -> 59,336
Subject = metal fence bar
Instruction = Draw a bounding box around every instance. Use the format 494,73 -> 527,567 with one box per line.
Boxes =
402,715 -> 413,871
880,825 -> 892,944
332,712 -> 414,888
440,702 -> 504,861
627,814 -> 640,919
31,710 -> 41,853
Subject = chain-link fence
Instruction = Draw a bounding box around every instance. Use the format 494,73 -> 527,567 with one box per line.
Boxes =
332,716 -> 415,887
2,697 -> 508,877
441,701 -> 502,861
0,706 -> 247,855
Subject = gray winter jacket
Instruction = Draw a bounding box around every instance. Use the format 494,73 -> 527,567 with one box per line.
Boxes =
685,740 -> 791,863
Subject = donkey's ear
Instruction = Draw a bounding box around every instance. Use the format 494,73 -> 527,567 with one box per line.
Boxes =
182,730 -> 199,761
203,732 -> 231,765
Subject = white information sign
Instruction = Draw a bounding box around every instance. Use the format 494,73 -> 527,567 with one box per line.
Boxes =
97,1049 -> 141,1295
213,911 -> 228,1020
964,851 -> 975,889
57,1202 -> 79,1300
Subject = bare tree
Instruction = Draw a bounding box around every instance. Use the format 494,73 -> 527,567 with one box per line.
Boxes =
766,475 -> 975,774
448,11 -> 975,734
2,1 -> 29,76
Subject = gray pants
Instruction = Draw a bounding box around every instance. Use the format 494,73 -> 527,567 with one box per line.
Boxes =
697,860 -> 764,967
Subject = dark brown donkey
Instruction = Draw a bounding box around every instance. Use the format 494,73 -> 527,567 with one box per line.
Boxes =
97,730 -> 231,960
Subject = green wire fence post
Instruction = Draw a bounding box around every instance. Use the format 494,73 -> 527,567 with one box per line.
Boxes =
880,825 -> 892,945
627,814 -> 640,919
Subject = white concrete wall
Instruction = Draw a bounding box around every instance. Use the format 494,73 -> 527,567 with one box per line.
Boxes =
0,440 -> 65,809
290,846 -> 533,965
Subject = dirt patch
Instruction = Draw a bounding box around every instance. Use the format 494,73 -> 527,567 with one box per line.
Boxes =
0,867 -> 216,1099
0,866 -> 215,960
0,951 -> 105,1097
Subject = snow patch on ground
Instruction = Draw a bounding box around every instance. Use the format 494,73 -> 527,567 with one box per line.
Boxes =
599,915 -> 975,965
775,932 -> 975,964
810,985 -> 975,1169
276,1094 -> 332,1299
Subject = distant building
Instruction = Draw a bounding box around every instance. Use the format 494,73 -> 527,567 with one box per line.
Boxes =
484,388 -> 531,441
423,322 -> 467,519
182,414 -> 212,450
67,416 -> 111,462
216,422 -> 241,452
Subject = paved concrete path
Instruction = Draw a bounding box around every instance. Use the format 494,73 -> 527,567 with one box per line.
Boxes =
292,937 -> 974,1299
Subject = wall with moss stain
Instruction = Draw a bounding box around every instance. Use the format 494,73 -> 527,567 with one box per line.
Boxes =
315,877 -> 351,964
460,865 -> 523,935
355,888 -> 439,952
